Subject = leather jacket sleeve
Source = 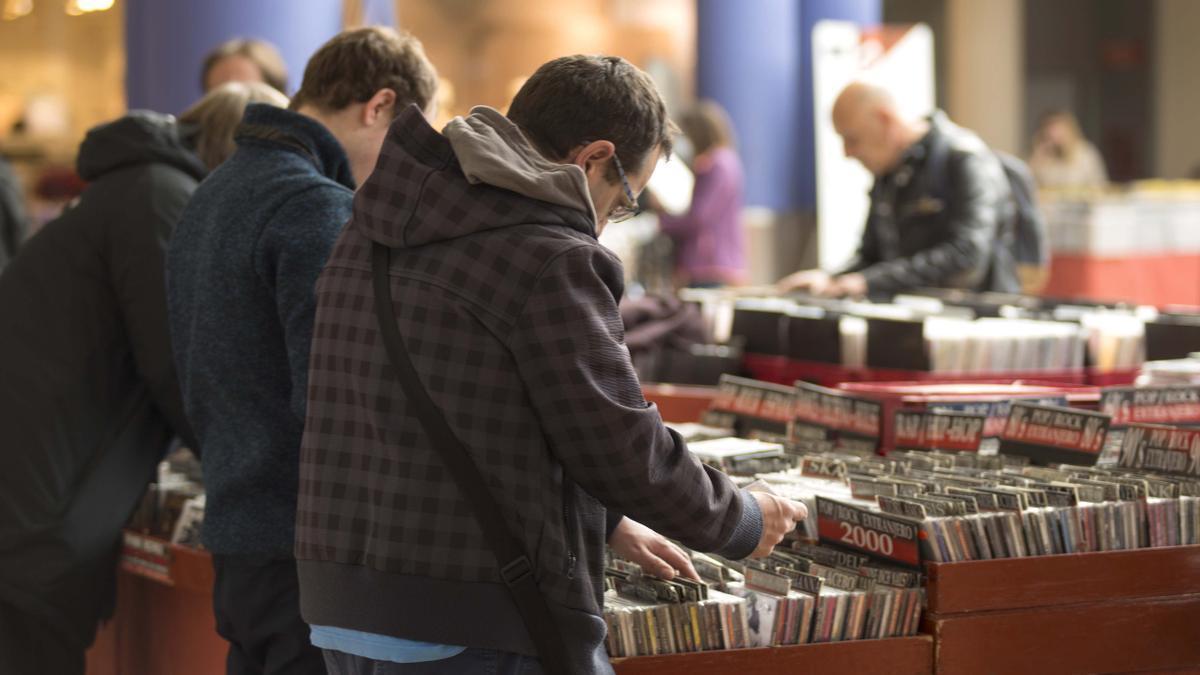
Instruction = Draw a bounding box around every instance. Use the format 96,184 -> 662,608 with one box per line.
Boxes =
837,193 -> 883,276
857,150 -> 1006,293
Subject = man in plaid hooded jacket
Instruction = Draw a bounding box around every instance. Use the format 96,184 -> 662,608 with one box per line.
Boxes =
297,55 -> 807,675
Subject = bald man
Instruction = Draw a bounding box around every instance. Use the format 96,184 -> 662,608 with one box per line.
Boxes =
779,82 -> 1019,298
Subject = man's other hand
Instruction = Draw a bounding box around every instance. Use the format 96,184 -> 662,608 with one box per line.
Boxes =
748,492 -> 808,558
830,272 -> 868,298
608,517 -> 700,581
776,269 -> 833,295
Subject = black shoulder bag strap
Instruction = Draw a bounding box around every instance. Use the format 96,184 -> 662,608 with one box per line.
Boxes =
370,242 -> 574,674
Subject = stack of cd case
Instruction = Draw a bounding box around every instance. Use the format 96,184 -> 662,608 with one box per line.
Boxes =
685,436 -> 793,476
752,449 -> 1200,566
603,559 -> 750,657
602,534 -> 926,658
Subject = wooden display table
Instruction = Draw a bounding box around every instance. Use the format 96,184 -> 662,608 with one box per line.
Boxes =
93,540 -> 933,675
925,546 -> 1200,675
611,636 -> 933,675
643,383 -> 718,423
86,534 -> 225,675
92,540 -> 1200,674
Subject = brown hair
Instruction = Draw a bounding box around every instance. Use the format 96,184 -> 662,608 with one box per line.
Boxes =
201,38 -> 289,95
678,100 -> 737,158
289,27 -> 438,117
507,55 -> 673,178
1035,109 -> 1086,160
180,81 -> 289,170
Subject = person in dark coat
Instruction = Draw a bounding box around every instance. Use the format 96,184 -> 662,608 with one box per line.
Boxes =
0,81 -> 287,675
779,81 -> 1018,297
0,155 -> 26,270
167,28 -> 440,675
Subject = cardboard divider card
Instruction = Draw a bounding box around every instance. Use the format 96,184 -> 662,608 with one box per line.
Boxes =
1119,424 -> 1200,477
789,542 -> 873,571
800,455 -> 850,483
745,567 -> 793,596
894,410 -> 986,452
793,382 -> 882,454
998,402 -> 1111,466
929,396 -> 1069,441
782,569 -> 824,597
709,375 -> 796,436
1100,385 -> 1200,427
815,496 -> 923,569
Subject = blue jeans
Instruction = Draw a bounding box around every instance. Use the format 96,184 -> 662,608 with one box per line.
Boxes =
321,648 -> 544,675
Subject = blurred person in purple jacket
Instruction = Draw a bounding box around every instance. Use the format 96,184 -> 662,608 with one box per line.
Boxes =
649,101 -> 746,288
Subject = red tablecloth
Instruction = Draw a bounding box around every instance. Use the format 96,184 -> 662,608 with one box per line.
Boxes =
1043,254 -> 1200,306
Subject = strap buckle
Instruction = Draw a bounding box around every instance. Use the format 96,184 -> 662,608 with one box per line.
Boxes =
500,555 -> 534,587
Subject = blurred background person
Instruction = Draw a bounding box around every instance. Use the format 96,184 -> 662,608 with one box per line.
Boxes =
0,155 -> 25,270
649,100 -> 746,288
201,38 -> 290,96
778,82 -> 1018,298
1029,110 -> 1108,189
0,81 -> 287,675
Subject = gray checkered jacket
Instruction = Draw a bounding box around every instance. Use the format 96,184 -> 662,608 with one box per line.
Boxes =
296,105 -> 761,673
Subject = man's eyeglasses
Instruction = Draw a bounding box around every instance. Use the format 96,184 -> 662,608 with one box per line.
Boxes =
608,154 -> 641,223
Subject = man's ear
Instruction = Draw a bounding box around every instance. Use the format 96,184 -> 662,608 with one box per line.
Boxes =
363,88 -> 397,127
875,107 -> 892,130
570,140 -> 615,179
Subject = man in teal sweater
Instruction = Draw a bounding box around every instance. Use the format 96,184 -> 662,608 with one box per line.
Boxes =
166,28 -> 439,675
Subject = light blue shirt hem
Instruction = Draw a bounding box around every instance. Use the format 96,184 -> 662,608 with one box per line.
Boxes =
310,625 -> 466,664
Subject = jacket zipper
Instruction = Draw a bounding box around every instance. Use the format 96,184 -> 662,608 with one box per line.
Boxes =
562,480 -> 577,578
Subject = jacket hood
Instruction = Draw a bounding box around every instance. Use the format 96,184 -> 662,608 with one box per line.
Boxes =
353,105 -> 596,250
444,106 -> 597,226
76,111 -> 207,183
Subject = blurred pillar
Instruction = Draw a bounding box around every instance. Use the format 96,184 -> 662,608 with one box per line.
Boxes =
1155,0 -> 1200,178
945,0 -> 1023,154
696,0 -> 802,212
696,0 -> 880,282
696,0 -> 880,211
124,0 -> 343,114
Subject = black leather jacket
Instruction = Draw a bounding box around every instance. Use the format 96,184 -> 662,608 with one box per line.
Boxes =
841,111 -> 1020,295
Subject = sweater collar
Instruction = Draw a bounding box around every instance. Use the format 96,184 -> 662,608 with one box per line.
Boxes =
235,104 -> 355,190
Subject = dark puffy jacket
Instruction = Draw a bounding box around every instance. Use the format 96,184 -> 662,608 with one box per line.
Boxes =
0,112 -> 201,650
296,105 -> 762,674
841,111 -> 1020,295
0,156 -> 26,270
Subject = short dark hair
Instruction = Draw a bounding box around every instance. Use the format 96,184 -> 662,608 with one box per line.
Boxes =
507,55 -> 672,178
289,27 -> 438,116
201,38 -> 289,95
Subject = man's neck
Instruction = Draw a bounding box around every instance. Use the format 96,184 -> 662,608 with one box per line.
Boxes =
900,118 -> 931,152
296,105 -> 338,135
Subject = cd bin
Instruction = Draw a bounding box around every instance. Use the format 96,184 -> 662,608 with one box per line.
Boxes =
88,387 -> 1200,675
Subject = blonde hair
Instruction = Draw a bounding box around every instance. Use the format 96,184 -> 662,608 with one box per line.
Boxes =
180,81 -> 289,170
